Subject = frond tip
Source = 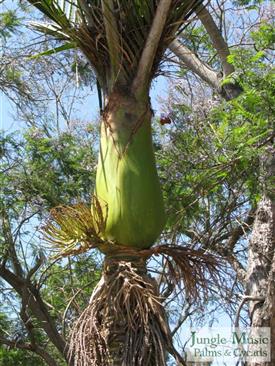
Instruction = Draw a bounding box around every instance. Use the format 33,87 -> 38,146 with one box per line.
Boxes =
149,245 -> 221,300
42,197 -> 107,258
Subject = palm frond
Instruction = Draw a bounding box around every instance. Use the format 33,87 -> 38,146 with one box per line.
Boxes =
28,20 -> 70,39
29,42 -> 75,59
27,0 -> 204,93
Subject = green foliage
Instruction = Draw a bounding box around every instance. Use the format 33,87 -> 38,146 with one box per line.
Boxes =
5,66 -> 22,83
22,127 -> 97,207
0,134 -> 25,217
0,347 -> 44,366
182,25 -> 213,51
41,253 -> 101,320
232,0 -> 264,7
179,22 -> 220,71
158,25 -> 274,233
0,125 -> 101,364
0,126 -> 97,230
251,22 -> 275,50
29,42 -> 76,59
0,313 -> 44,366
0,10 -> 20,40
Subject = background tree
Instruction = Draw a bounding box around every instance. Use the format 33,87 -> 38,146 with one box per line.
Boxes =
158,5 -> 274,362
0,126 -> 102,365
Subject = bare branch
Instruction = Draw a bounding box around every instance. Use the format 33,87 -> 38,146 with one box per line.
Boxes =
0,265 -> 70,364
227,255 -> 246,284
0,337 -> 33,351
171,303 -> 194,337
20,293 -> 59,366
234,296 -> 264,328
227,209 -> 255,252
196,5 -> 234,77
169,39 -> 221,90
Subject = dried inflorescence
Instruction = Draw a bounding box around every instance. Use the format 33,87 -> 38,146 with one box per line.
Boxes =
68,259 -> 173,366
68,248 -> 222,366
145,245 -> 221,300
42,196 -> 107,258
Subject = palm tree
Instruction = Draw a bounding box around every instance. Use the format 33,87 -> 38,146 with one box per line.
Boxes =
27,1 -> 218,365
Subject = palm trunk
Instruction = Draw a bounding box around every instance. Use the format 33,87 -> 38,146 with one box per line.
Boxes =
69,93 -> 169,365
100,255 -> 170,366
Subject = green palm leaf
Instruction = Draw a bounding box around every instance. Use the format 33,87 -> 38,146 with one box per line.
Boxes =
29,42 -> 75,59
27,0 -> 203,94
28,20 -> 70,39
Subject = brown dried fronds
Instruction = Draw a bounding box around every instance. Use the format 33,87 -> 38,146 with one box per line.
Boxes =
147,245 -> 222,300
42,197 -> 107,258
68,260 -> 175,366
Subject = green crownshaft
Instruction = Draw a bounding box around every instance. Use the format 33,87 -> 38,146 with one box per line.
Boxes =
95,94 -> 166,249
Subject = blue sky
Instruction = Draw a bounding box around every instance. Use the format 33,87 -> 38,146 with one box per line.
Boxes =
0,76 -> 169,133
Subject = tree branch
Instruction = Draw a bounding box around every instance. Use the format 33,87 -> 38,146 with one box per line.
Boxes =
0,337 -> 58,366
227,209 -> 255,251
194,5 -> 243,99
227,255 -> 246,284
171,304 -> 194,337
234,296 -> 265,328
169,39 -> 221,90
0,337 -> 33,352
196,5 -> 233,77
20,298 -> 59,366
132,0 -> 172,97
34,347 -> 59,366
1,207 -> 23,277
0,265 -> 71,365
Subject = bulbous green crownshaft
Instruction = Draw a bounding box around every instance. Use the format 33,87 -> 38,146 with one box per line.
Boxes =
95,93 -> 166,249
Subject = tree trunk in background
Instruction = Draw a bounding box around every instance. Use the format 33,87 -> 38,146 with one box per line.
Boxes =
195,5 -> 242,100
246,148 -> 275,366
